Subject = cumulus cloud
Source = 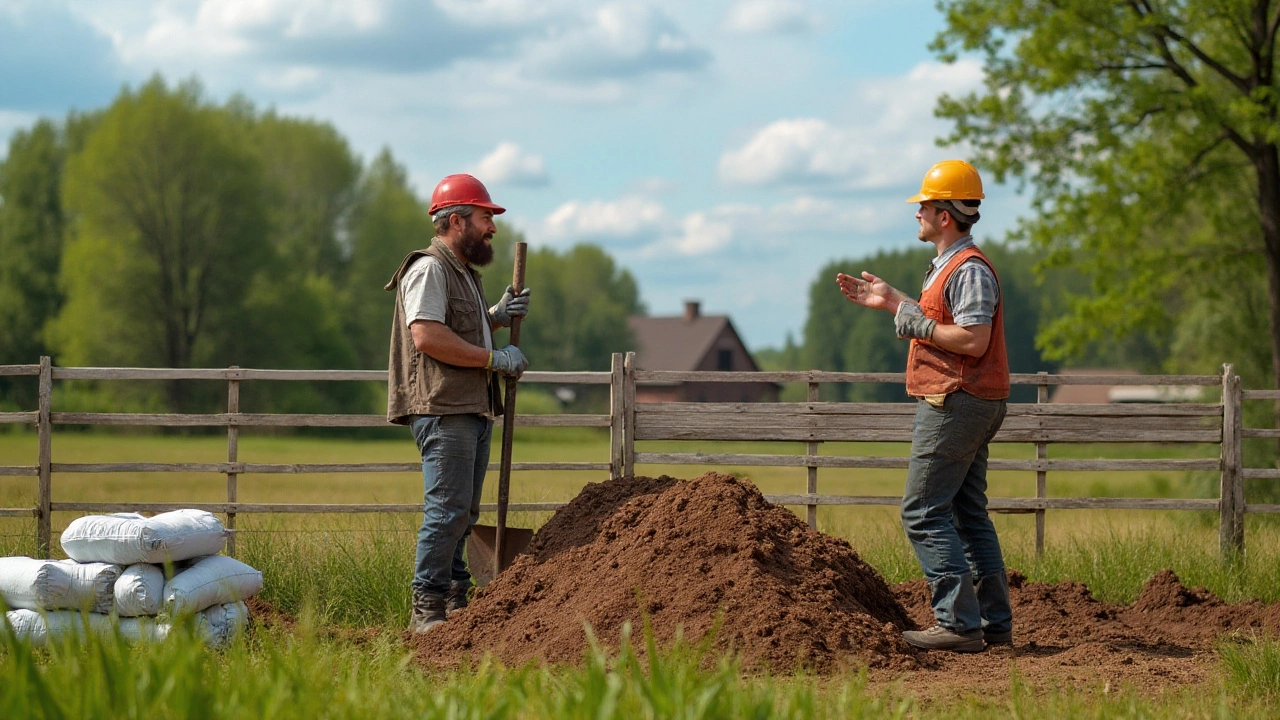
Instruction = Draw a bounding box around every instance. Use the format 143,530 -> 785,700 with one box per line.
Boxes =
724,0 -> 817,35
718,60 -> 985,190
472,142 -> 549,186
542,196 -> 669,242
529,3 -> 711,81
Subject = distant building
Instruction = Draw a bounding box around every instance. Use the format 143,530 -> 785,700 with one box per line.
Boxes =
628,300 -> 779,403
1049,367 -> 1205,403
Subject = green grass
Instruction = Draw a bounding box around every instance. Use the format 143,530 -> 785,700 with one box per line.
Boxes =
4,432 -> 1280,716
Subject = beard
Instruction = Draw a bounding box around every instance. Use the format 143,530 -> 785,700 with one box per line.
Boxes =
457,218 -> 494,266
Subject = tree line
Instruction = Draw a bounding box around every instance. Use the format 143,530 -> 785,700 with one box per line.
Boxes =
0,77 -> 642,416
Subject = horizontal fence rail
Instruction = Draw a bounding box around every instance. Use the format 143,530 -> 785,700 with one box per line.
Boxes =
0,357 -> 1272,560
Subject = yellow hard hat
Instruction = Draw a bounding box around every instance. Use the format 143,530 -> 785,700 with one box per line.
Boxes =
906,160 -> 985,203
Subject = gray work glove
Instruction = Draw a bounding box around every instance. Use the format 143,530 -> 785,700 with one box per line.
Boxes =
489,285 -> 532,328
487,345 -> 528,378
894,303 -> 937,341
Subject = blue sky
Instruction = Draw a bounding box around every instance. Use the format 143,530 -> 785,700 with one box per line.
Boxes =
0,0 -> 1026,350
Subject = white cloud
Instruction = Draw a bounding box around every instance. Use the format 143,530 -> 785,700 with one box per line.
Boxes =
528,2 -> 711,81
542,196 -> 669,242
472,142 -> 549,186
718,59 -> 985,190
724,0 -> 817,35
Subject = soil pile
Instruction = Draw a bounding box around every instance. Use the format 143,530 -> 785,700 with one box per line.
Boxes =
414,472 -> 919,672
891,568 -> 1280,698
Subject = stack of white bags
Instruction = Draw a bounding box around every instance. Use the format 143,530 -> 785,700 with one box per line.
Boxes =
0,509 -> 262,647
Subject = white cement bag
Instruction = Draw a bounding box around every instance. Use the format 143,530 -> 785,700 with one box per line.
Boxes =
191,601 -> 249,647
61,510 -> 227,565
164,556 -> 262,616
114,563 -> 166,617
4,609 -> 167,647
0,557 -> 120,613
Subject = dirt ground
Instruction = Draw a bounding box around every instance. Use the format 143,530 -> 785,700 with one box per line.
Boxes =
409,473 -> 1280,698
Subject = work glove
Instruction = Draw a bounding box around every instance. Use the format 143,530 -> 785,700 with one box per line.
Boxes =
894,303 -> 937,341
489,285 -> 532,328
487,345 -> 528,378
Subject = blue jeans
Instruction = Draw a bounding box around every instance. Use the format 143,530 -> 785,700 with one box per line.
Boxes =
901,391 -> 1011,635
411,414 -> 492,598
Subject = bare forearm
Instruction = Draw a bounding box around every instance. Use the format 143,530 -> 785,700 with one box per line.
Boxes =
927,323 -> 991,357
410,321 -> 490,367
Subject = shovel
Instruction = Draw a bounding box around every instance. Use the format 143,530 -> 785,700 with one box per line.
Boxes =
467,241 -> 534,587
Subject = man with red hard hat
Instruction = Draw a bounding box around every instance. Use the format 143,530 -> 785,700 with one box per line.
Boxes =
384,173 -> 532,634
836,160 -> 1012,653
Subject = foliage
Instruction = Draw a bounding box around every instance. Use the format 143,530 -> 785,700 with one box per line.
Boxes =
932,0 -> 1279,396
797,242 -> 1058,402
0,75 -> 642,417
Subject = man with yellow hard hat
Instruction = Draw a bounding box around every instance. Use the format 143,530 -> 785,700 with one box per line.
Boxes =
836,160 -> 1011,653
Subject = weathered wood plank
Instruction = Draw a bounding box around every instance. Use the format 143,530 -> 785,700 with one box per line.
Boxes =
49,461 -> 609,474
494,415 -> 612,428
634,452 -> 1219,472
636,412 -> 1219,430
635,402 -> 1221,417
1243,468 -> 1280,480
1243,390 -> 1280,400
49,501 -> 570,514
631,370 -> 1218,386
0,508 -> 35,517
758,495 -> 1217,511
37,357 -> 52,556
0,365 -> 40,377
1245,504 -> 1280,514
0,466 -> 38,476
50,412 -> 610,429
0,412 -> 38,424
51,367 -> 612,384
634,425 -> 1220,443
1010,374 -> 1220,387
1243,428 -> 1280,439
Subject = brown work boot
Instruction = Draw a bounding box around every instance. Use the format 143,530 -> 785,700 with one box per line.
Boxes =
446,582 -> 471,617
903,625 -> 985,653
409,592 -> 447,634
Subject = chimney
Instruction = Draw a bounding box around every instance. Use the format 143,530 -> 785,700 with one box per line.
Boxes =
683,300 -> 700,322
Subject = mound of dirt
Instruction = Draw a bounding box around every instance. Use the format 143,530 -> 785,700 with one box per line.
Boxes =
414,472 -> 920,673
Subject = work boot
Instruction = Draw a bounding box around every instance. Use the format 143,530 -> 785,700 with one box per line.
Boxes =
984,629 -> 1013,645
446,582 -> 471,617
409,591 -> 447,634
903,625 -> 985,653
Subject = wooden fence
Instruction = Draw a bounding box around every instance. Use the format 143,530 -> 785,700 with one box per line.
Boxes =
0,356 -> 1272,560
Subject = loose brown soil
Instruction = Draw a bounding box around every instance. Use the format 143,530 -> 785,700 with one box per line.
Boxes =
412,473 -> 1280,697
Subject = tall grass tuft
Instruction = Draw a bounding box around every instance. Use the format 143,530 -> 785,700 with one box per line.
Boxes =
236,515 -> 414,627
1221,636 -> 1280,698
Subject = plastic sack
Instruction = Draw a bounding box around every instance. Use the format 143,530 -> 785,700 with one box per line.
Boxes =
0,557 -> 120,613
114,563 -> 166,617
191,601 -> 249,647
3,609 -> 166,647
164,555 -> 262,616
61,510 -> 227,565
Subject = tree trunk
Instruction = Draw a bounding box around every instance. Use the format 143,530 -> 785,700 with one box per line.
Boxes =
1256,143 -> 1280,454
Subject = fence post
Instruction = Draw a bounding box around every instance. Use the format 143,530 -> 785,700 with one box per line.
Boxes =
226,367 -> 240,557
1220,364 -> 1244,558
1035,371 -> 1049,558
623,352 -> 636,478
36,356 -> 52,556
806,378 -> 819,529
609,354 -> 624,480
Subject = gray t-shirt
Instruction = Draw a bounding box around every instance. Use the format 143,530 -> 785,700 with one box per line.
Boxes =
399,255 -> 493,353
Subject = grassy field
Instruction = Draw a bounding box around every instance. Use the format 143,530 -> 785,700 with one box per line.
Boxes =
4,429 -> 1280,717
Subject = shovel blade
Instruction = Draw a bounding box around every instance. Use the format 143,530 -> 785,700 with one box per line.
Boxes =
467,524 -> 534,587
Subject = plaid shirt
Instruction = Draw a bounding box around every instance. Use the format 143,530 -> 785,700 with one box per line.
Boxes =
920,236 -> 1000,327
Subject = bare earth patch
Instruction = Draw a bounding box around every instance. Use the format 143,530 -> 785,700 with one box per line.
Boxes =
410,473 -> 1280,697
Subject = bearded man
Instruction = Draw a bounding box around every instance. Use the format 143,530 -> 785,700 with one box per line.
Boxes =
384,174 -> 531,633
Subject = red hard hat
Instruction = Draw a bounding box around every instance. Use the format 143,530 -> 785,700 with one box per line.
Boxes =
428,174 -> 506,216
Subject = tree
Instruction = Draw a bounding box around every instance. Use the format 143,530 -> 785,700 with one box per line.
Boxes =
933,0 -> 1280,399
49,77 -> 269,410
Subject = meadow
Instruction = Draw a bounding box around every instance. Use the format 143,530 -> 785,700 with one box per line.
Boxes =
3,428 -> 1280,718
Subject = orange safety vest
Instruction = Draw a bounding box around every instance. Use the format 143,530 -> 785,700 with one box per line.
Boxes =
905,246 -> 1010,400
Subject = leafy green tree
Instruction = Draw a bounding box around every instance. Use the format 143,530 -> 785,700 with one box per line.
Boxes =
342,149 -> 434,370
49,77 -> 269,411
933,0 -> 1280,396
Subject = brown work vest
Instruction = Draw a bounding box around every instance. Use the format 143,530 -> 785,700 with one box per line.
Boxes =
384,239 -> 501,424
905,245 -> 1010,400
